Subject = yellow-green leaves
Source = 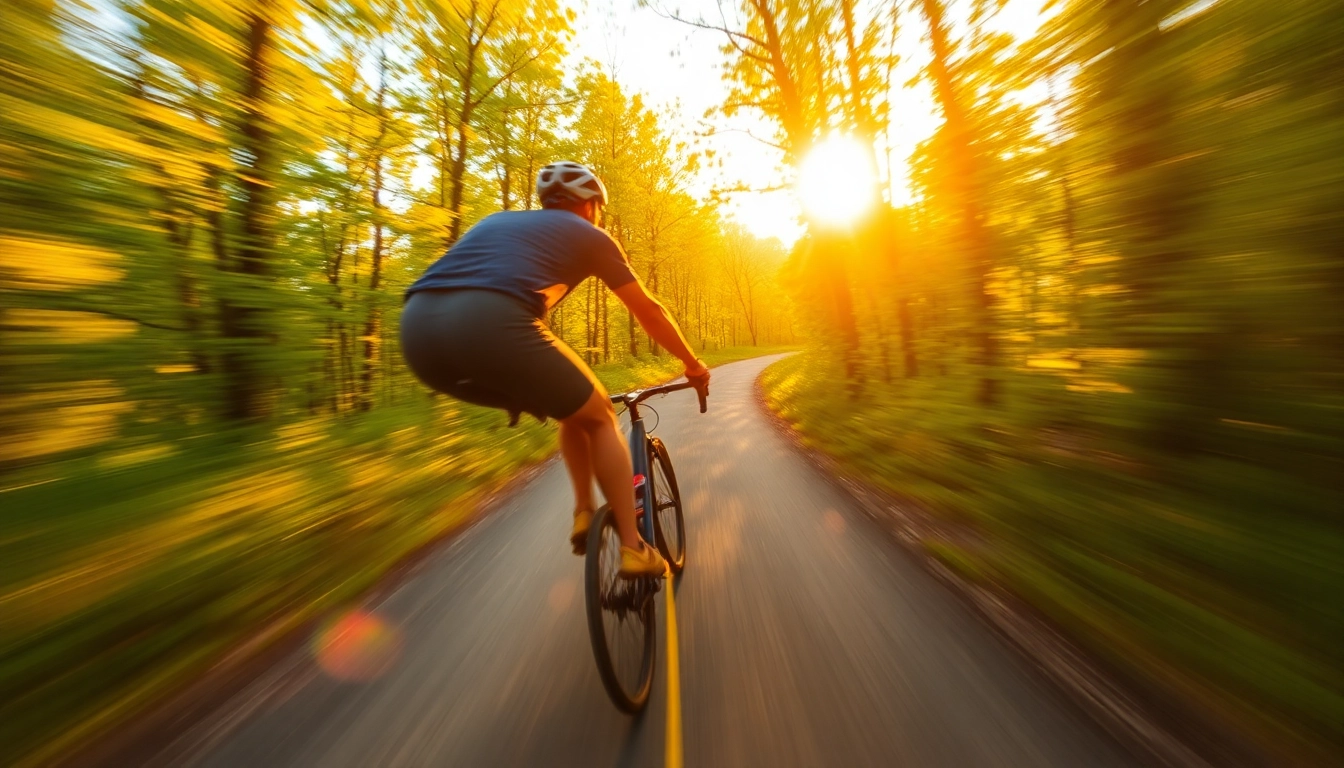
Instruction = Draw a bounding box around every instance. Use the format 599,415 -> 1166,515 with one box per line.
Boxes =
0,236 -> 125,290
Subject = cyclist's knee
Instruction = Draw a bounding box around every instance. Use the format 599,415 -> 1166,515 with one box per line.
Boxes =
564,387 -> 615,430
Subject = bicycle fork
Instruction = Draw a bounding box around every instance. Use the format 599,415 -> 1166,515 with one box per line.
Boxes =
626,415 -> 655,545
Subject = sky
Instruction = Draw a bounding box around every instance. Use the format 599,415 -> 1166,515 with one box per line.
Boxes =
567,0 -> 1055,247
76,0 -> 1054,247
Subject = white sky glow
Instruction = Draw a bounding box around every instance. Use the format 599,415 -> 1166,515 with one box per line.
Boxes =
568,0 -> 1056,246
798,135 -> 878,227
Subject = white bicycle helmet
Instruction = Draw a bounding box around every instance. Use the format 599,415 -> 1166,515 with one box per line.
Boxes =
536,161 -> 608,207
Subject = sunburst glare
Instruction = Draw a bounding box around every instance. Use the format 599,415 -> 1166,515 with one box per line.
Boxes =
797,135 -> 878,228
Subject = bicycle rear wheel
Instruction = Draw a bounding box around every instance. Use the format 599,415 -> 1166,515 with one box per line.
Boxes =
648,437 -> 686,574
584,505 -> 657,712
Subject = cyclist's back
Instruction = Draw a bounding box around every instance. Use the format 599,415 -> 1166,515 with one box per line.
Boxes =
406,208 -> 634,320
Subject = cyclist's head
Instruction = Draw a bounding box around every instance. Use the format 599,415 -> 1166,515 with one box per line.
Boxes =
536,161 -> 607,223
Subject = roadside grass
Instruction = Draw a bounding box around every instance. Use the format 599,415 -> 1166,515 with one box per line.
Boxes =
591,343 -> 794,395
1,344 -> 791,767
760,351 -> 1343,763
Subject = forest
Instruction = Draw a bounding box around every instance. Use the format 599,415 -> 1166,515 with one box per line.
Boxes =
2,0 -> 1341,765
1,0 -> 793,762
743,0 -> 1342,762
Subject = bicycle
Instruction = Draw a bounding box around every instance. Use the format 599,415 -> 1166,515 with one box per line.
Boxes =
584,378 -> 705,712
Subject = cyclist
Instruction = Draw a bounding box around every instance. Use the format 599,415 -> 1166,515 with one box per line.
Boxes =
400,161 -> 709,578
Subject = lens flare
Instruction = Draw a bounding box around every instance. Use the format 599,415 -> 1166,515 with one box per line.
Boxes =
548,578 -> 577,613
314,611 -> 401,682
823,509 -> 846,534
797,135 -> 878,228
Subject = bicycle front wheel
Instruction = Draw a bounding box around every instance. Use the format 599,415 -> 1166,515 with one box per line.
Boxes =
648,437 -> 686,574
584,506 -> 657,712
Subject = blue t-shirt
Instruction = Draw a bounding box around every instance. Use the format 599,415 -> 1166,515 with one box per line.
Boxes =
405,209 -> 637,318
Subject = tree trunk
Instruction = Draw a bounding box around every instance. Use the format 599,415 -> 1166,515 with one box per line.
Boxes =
359,60 -> 389,412
918,0 -> 998,405
601,283 -> 610,363
829,261 -> 861,392
220,9 -> 276,420
628,304 -> 638,357
585,278 -> 595,365
898,296 -> 918,377
750,0 -> 808,155
170,226 -> 210,376
500,90 -> 512,210
446,37 -> 481,244
132,63 -> 212,379
648,264 -> 661,356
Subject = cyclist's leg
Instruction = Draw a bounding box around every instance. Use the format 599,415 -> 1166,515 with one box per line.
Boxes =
440,305 -> 650,556
561,389 -> 642,550
487,319 -> 611,526
559,418 -> 595,515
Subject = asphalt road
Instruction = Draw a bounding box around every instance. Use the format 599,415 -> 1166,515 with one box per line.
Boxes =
176,354 -> 1135,768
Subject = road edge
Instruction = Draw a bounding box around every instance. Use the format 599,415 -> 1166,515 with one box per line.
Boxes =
63,352 -> 780,768
62,455 -> 561,768
751,368 -> 1270,768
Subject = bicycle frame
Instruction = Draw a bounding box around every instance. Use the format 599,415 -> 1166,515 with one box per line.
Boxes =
613,392 -> 658,545
632,414 -> 657,544
610,380 -> 704,546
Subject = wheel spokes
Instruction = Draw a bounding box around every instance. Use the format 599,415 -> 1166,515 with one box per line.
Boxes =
652,459 -> 681,561
597,524 -> 650,696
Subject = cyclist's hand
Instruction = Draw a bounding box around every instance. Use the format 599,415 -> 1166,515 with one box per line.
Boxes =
685,360 -> 710,397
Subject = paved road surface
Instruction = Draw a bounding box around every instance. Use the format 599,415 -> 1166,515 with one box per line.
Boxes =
174,355 -> 1134,767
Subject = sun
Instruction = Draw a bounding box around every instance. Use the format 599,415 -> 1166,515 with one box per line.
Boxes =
796,135 -> 878,228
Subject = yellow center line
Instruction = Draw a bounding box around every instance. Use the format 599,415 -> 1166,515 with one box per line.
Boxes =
664,572 -> 684,768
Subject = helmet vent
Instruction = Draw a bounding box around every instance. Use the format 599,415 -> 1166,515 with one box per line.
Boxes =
535,160 -> 608,206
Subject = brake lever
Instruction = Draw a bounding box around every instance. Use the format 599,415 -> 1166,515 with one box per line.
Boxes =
688,376 -> 708,414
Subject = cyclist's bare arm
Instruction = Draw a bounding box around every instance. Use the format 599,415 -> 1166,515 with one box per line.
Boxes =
614,280 -> 708,377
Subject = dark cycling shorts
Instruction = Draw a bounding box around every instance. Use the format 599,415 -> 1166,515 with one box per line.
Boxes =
399,288 -> 599,420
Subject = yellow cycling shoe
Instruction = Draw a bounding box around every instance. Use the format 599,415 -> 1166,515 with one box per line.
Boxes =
619,542 -> 667,579
570,510 -> 593,555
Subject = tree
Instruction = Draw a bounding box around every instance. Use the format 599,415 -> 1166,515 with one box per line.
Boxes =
414,0 -> 570,244
913,0 -> 999,405
656,0 -> 883,381
718,224 -> 785,346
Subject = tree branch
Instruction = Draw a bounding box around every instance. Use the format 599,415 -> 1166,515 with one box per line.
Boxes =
713,181 -> 790,195
497,96 -> 579,113
11,301 -> 190,333
695,125 -> 786,151
472,39 -> 555,108
647,2 -> 770,54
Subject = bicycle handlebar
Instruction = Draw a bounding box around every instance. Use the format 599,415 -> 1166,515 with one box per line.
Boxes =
610,378 -> 708,414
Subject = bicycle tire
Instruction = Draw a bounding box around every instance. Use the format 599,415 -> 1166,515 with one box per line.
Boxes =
648,437 -> 686,574
584,505 -> 657,712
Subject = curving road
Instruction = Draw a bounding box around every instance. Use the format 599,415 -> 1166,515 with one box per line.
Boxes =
166,354 -> 1134,767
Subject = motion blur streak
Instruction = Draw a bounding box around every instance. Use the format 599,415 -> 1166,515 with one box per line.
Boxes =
2,0 -> 1341,765
184,357 -> 1131,767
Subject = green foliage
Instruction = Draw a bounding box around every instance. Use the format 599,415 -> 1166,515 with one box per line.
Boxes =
737,1 -> 1343,756
0,0 -> 793,467
0,344 -> 781,766
0,0 -> 799,762
763,344 -> 1342,760
2,399 -> 553,766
